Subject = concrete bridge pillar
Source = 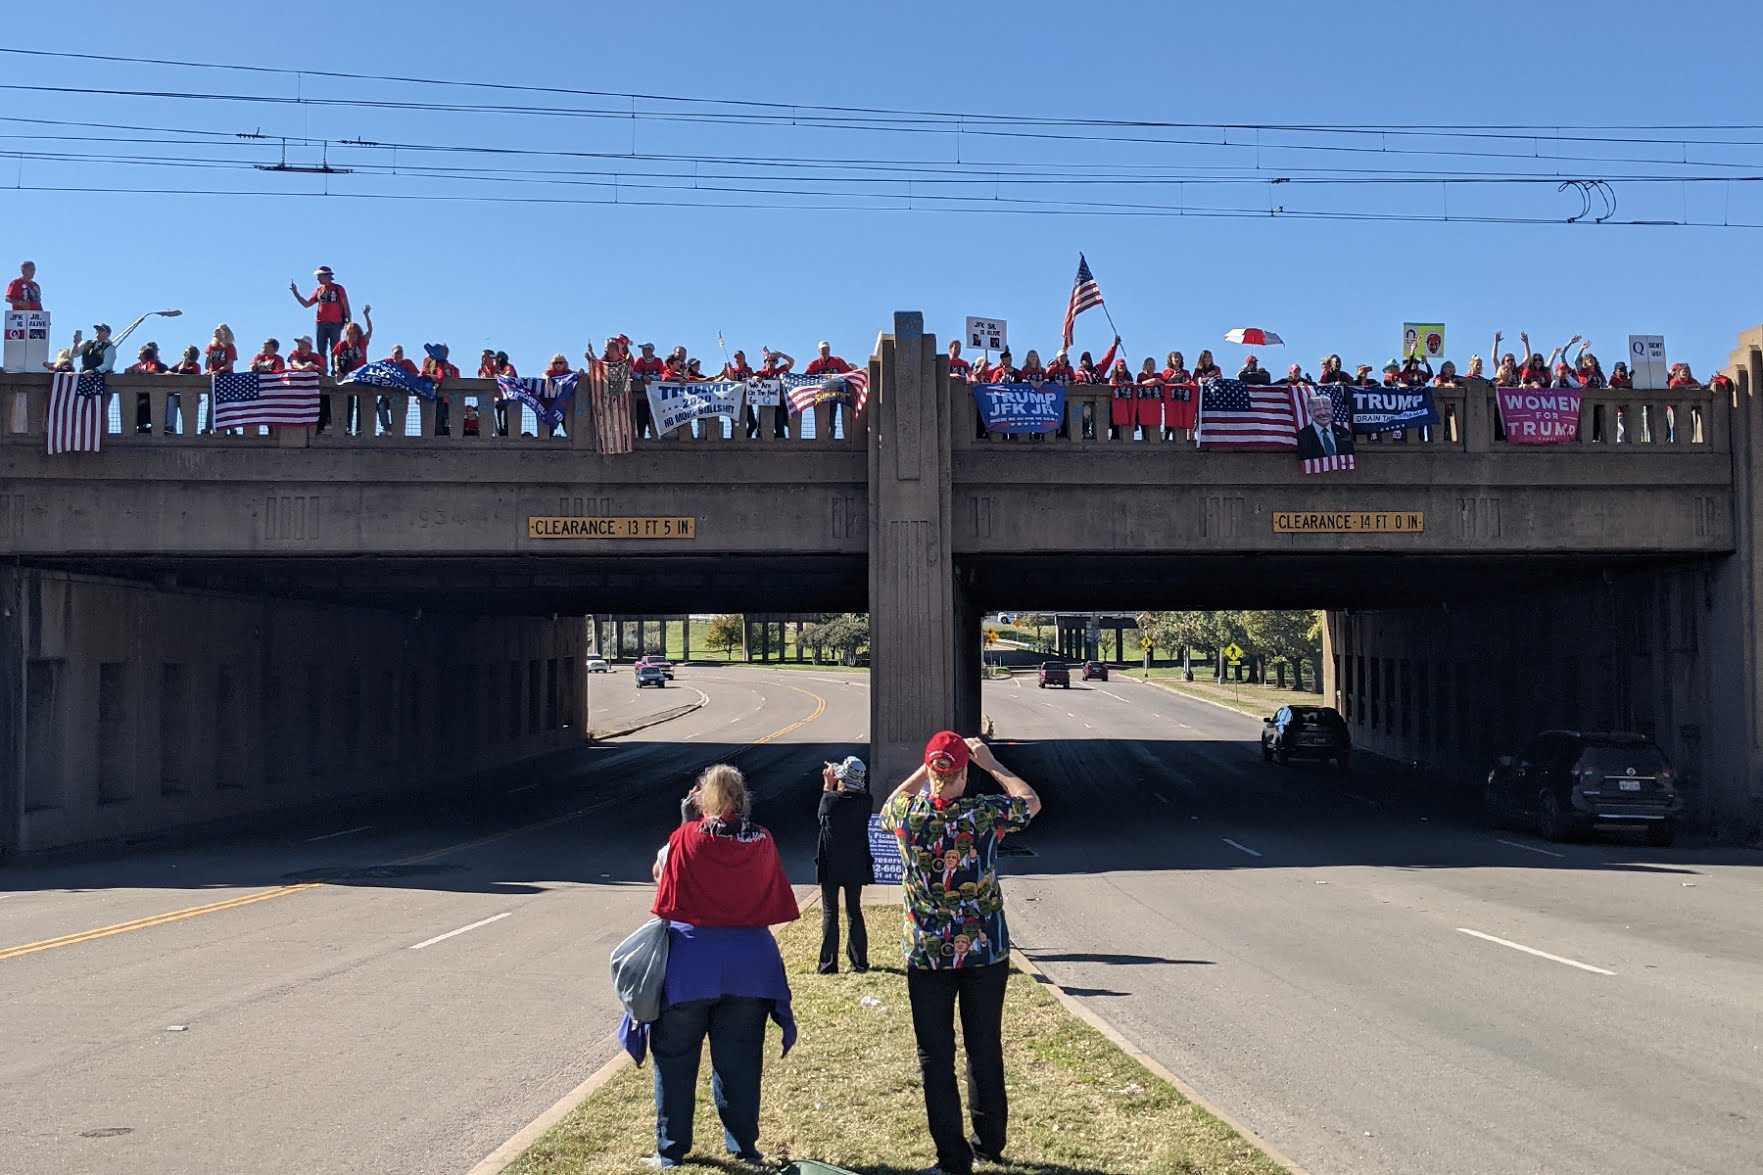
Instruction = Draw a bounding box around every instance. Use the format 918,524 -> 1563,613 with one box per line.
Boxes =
869,312 -> 970,792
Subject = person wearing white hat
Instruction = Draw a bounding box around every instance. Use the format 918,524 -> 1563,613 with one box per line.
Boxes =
816,755 -> 873,974
289,265 -> 351,359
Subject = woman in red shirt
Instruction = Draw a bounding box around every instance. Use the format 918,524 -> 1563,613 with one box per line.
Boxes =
1608,362 -> 1634,390
1161,350 -> 1195,438
1018,350 -> 1047,383
323,308 -> 373,434
1668,363 -> 1701,390
1045,349 -> 1075,383
251,339 -> 286,374
127,343 -> 169,374
1134,357 -> 1165,437
1192,349 -> 1222,381
1108,358 -> 1135,439
477,350 -> 498,379
204,324 -> 237,375
545,353 -> 574,379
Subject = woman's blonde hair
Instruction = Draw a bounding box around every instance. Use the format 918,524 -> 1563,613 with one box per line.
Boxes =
695,763 -> 749,819
213,323 -> 234,346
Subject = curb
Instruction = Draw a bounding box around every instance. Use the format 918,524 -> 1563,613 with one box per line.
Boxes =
588,690 -> 710,741
1009,948 -> 1313,1175
1119,673 -> 1272,722
464,888 -> 824,1175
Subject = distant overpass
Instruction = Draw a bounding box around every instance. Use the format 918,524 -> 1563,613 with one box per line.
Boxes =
3,313 -> 1758,852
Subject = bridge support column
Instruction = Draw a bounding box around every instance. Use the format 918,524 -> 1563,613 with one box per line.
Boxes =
869,312 -> 962,792
1708,328 -> 1763,839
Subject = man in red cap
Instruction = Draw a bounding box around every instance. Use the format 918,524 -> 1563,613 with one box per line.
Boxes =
881,731 -> 1042,1175
288,265 -> 351,361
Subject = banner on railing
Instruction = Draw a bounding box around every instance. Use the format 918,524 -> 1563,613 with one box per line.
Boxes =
1349,387 -> 1440,433
1497,388 -> 1581,444
646,379 -> 746,435
973,381 -> 1066,435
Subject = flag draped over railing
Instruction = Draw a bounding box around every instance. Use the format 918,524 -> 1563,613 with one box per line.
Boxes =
497,372 -> 579,431
212,370 -> 322,428
46,371 -> 104,454
342,361 -> 436,400
782,370 -> 869,415
586,359 -> 635,454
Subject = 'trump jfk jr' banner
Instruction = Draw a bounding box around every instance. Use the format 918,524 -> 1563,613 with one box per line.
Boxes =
1497,388 -> 1581,444
973,382 -> 1067,435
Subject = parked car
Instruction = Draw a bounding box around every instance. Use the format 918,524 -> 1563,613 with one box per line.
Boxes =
585,657 -> 609,674
1081,660 -> 1109,682
1486,730 -> 1681,845
1261,706 -> 1351,768
635,664 -> 667,689
1038,661 -> 1070,689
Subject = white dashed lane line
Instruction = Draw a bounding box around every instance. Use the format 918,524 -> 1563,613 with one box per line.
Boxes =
1221,838 -> 1263,858
409,912 -> 513,952
1496,838 -> 1567,858
1456,927 -> 1615,975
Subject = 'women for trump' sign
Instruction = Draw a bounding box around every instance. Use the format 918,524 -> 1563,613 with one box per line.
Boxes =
973,382 -> 1066,435
1497,388 -> 1582,444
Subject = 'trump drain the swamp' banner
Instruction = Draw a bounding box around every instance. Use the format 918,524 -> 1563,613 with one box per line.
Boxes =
973,382 -> 1067,435
646,380 -> 747,435
1497,387 -> 1582,444
1349,386 -> 1441,434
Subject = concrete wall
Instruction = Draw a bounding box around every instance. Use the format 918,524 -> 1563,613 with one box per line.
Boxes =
0,568 -> 585,856
1322,560 -> 1758,837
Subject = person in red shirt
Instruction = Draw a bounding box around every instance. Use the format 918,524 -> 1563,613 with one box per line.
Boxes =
805,340 -> 852,377
422,344 -> 462,436
385,344 -> 420,377
1107,358 -> 1136,439
477,349 -> 498,379
127,343 -> 169,374
367,343 -> 422,435
1192,348 -> 1221,381
1019,350 -> 1047,383
947,340 -> 972,382
1134,358 -> 1165,436
323,307 -> 373,434
170,344 -> 202,376
753,348 -> 794,439
990,348 -> 1019,383
490,349 -> 519,436
1045,349 -> 1075,383
1668,363 -> 1701,390
287,336 -> 324,373
1608,362 -> 1634,390
663,350 -> 689,381
6,260 -> 41,311
719,349 -> 755,381
251,339 -> 286,374
289,265 -> 351,357
1162,350 -> 1196,438
204,324 -> 238,375
632,342 -> 667,379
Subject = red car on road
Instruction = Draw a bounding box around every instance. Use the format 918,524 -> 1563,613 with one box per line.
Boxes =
1081,660 -> 1108,682
1038,661 -> 1070,688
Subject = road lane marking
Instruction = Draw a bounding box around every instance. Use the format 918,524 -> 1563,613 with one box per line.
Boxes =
0,884 -> 323,963
1221,838 -> 1262,858
507,782 -> 542,793
1179,723 -> 1193,729
1152,712 -> 1163,718
1152,793 -> 1171,806
409,911 -> 513,951
1456,928 -> 1615,975
1097,689 -> 1131,704
0,684 -> 831,966
1083,722 -> 1093,730
1496,838 -> 1567,858
305,825 -> 371,842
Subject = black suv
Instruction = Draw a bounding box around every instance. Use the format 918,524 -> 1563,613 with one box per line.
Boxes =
1261,706 -> 1351,769
1486,730 -> 1682,846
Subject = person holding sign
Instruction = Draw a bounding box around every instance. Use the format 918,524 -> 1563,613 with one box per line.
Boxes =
815,756 -> 874,975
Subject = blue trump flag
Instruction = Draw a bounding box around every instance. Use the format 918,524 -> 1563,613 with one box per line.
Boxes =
342,360 -> 436,400
972,382 -> 1066,435
498,372 -> 580,430
1349,385 -> 1439,433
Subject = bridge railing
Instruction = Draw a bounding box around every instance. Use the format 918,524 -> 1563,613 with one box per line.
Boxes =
949,376 -> 1723,453
0,372 -> 871,452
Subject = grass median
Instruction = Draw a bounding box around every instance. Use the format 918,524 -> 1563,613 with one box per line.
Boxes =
1133,667 -> 1321,722
508,906 -> 1288,1175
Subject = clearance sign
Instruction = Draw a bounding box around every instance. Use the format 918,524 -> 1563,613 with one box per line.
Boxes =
527,516 -> 697,540
1273,512 -> 1424,534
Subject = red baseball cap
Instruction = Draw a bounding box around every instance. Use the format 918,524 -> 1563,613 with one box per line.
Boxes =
924,731 -> 970,774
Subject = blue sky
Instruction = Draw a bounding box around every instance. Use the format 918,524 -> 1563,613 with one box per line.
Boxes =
5,0 -> 1760,378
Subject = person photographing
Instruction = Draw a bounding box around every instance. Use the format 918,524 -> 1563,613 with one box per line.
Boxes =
816,755 -> 874,974
882,732 -> 1042,1175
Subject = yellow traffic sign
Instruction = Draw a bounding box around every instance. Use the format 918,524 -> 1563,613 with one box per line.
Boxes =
1223,642 -> 1245,663
985,629 -> 999,646
1140,636 -> 1154,650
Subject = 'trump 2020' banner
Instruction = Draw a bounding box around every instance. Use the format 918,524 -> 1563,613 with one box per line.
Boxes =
1350,387 -> 1440,433
973,382 -> 1067,435
646,380 -> 747,435
1497,388 -> 1582,444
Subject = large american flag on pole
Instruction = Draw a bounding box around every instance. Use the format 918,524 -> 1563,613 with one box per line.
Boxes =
783,370 -> 869,416
1294,383 -> 1356,475
586,358 -> 635,454
1062,253 -> 1104,348
211,370 -> 322,428
46,371 -> 105,454
1196,378 -> 1299,450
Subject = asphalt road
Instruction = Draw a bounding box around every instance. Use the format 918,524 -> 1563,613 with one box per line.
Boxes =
983,671 -> 1763,1175
0,665 -> 872,1175
6,665 -> 1760,1175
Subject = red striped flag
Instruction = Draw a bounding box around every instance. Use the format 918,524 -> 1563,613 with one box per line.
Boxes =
1062,253 -> 1104,349
46,371 -> 104,455
784,370 -> 869,416
212,370 -> 322,428
586,358 -> 636,454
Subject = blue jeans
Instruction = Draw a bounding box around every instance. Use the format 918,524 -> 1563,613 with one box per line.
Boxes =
650,994 -> 771,1162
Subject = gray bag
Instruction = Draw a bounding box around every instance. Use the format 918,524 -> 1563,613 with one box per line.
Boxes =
610,917 -> 671,1024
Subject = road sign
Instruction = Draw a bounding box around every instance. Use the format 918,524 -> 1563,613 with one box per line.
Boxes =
985,628 -> 999,646
1223,642 -> 1245,663
1141,636 -> 1153,650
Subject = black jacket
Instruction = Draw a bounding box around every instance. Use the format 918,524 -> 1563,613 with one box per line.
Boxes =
815,789 -> 875,886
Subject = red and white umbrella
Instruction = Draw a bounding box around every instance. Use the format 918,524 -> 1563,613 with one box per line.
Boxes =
1224,327 -> 1284,347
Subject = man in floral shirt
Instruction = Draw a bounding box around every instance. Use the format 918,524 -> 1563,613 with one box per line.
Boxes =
882,731 -> 1042,1175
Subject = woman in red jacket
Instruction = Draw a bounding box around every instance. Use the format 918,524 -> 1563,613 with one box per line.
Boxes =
1161,350 -> 1196,438
1108,358 -> 1135,439
1192,349 -> 1222,381
1134,357 -> 1165,438
204,324 -> 237,375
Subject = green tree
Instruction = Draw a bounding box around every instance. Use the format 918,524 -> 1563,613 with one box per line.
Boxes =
820,613 -> 870,665
1136,610 -> 1209,678
704,613 -> 746,661
1240,610 -> 1323,690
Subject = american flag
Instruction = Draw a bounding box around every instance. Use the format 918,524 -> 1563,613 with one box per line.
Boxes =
1294,383 -> 1356,475
212,370 -> 322,428
1196,378 -> 1299,450
783,370 -> 869,416
586,358 -> 635,454
1062,253 -> 1105,348
46,371 -> 105,454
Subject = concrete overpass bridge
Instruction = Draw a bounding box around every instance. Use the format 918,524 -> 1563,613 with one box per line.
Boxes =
4,313 -> 1759,853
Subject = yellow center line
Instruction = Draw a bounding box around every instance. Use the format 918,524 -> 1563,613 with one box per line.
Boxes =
0,680 -> 832,964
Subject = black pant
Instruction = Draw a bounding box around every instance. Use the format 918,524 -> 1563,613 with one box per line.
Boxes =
818,880 -> 868,973
907,961 -> 1009,1174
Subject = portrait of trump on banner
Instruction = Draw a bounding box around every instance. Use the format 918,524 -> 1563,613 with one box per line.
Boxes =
1296,391 -> 1356,469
